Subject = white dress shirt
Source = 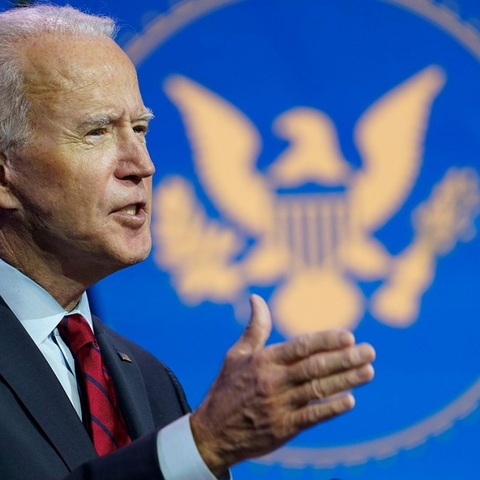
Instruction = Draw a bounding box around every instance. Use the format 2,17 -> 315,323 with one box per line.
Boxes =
0,258 -> 217,480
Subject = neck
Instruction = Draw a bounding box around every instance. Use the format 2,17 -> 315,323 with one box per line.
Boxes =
0,232 -> 90,312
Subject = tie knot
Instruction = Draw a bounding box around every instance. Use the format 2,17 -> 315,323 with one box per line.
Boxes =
58,313 -> 95,357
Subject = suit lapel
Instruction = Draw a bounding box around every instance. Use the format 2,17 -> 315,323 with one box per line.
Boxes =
94,318 -> 155,439
0,296 -> 97,471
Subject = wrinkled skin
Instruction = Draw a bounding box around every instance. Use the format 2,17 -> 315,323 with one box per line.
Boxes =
191,295 -> 375,476
0,33 -> 154,309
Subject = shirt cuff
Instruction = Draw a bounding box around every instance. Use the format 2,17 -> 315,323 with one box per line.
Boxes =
157,413 -> 218,480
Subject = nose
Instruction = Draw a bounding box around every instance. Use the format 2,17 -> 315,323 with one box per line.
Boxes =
115,132 -> 156,181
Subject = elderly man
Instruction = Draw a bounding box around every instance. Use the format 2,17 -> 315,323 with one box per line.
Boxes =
0,4 -> 375,480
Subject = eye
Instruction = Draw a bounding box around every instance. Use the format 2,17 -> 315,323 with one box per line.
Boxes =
87,128 -> 107,137
133,124 -> 148,135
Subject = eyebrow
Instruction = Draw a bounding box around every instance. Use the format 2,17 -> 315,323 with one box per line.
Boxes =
137,108 -> 155,123
78,108 -> 155,130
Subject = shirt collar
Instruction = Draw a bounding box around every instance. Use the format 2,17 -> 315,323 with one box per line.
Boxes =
0,258 -> 93,346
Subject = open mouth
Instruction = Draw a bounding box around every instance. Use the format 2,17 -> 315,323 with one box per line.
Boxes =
119,204 -> 139,215
117,202 -> 146,216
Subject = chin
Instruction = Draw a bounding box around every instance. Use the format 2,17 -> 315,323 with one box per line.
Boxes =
98,235 -> 152,272
119,243 -> 152,267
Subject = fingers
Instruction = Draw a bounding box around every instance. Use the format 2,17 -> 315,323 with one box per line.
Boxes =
289,392 -> 357,432
287,362 -> 375,406
269,329 -> 355,365
230,294 -> 272,355
286,342 -> 376,385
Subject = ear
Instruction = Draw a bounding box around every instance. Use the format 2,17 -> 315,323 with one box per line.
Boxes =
0,151 -> 21,210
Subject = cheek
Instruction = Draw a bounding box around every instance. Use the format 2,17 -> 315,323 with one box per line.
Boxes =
10,172 -> 57,216
9,161 -> 84,225
9,148 -> 67,194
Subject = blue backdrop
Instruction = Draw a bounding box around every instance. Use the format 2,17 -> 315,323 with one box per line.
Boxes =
2,1 -> 480,478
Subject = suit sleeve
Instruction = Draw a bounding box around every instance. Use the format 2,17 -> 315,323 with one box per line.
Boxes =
65,432 -> 163,479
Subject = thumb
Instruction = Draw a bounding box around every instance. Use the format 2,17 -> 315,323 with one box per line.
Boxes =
231,294 -> 272,355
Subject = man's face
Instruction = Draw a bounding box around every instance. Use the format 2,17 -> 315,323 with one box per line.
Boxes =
4,33 -> 155,283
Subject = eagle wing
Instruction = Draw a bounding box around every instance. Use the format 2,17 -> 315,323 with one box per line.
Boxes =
164,75 -> 274,235
350,65 -> 446,230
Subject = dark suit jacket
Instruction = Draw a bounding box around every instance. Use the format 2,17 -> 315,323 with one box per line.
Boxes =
0,294 -> 194,480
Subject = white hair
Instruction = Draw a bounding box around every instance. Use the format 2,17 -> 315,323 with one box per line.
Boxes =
0,5 -> 117,151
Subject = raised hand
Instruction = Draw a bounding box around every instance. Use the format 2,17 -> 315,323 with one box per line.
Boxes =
190,294 -> 375,476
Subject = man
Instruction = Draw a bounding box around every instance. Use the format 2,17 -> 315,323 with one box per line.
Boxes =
0,4 -> 375,480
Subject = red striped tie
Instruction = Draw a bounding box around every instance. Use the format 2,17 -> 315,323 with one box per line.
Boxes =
58,314 -> 131,456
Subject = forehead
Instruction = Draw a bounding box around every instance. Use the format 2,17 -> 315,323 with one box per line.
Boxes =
20,33 -> 145,121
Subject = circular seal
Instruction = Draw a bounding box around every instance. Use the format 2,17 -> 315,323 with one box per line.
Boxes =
95,0 -> 480,476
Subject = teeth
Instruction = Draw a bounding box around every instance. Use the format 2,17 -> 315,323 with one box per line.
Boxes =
120,205 -> 137,215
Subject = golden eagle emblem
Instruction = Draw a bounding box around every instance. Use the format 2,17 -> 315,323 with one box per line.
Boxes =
153,66 -> 480,336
